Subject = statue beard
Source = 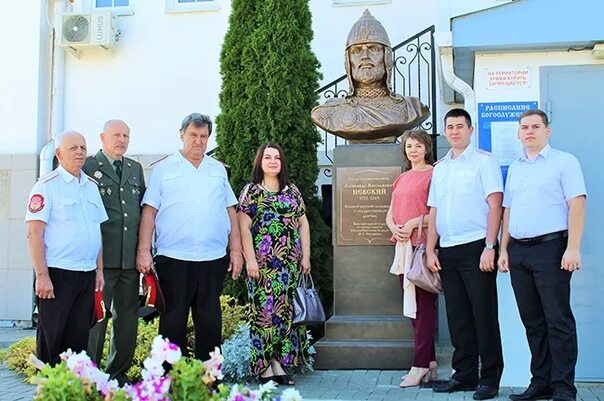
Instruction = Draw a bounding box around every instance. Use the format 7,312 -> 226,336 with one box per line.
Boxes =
352,64 -> 386,87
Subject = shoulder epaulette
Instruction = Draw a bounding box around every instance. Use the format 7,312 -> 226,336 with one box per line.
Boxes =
39,171 -> 59,183
209,155 -> 230,169
149,155 -> 171,167
88,176 -> 99,186
124,156 -> 140,166
476,149 -> 493,156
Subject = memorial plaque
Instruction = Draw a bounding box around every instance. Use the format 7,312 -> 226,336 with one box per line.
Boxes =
337,166 -> 401,245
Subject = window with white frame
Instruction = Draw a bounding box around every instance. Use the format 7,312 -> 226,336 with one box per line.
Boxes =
95,0 -> 130,8
333,0 -> 391,6
165,0 -> 220,13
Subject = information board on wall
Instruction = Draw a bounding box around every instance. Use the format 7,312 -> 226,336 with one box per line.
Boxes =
477,101 -> 538,178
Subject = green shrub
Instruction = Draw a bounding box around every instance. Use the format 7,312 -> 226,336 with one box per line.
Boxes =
125,318 -> 159,382
3,295 -> 247,383
97,317 -> 159,382
169,358 -> 214,401
32,362 -> 100,401
216,0 -> 332,307
185,294 -> 247,355
0,336 -> 37,381
221,324 -> 251,382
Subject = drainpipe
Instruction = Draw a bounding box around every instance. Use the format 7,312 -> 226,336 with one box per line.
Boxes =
39,0 -> 70,176
434,31 -> 477,146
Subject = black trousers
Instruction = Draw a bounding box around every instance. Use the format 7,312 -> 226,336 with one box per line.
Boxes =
37,268 -> 95,366
155,255 -> 227,360
439,238 -> 503,387
509,237 -> 577,397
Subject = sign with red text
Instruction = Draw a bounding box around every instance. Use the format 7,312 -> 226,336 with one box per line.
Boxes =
486,67 -> 531,90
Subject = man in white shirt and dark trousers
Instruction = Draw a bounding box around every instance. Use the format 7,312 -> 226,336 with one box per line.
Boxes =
427,108 -> 504,400
25,131 -> 108,365
137,113 -> 243,361
498,109 -> 586,401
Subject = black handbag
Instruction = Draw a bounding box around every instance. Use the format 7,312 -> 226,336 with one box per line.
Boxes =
293,273 -> 326,326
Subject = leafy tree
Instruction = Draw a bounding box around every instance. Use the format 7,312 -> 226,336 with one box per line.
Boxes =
216,0 -> 332,308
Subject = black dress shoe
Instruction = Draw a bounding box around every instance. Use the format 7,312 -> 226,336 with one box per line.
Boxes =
509,386 -> 554,401
552,393 -> 575,401
473,385 -> 499,400
433,379 -> 477,393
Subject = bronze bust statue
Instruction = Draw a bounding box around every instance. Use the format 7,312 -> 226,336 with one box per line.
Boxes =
311,10 -> 430,143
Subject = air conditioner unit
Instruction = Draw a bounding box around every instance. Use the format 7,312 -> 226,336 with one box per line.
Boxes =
58,11 -> 118,54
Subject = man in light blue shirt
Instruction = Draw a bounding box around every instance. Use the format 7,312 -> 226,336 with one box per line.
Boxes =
137,113 -> 243,361
25,131 -> 108,365
499,109 -> 586,401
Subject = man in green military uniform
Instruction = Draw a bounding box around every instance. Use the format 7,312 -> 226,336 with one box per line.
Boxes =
84,119 -> 145,385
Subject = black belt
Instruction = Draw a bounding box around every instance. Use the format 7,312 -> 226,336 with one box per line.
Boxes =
511,230 -> 568,245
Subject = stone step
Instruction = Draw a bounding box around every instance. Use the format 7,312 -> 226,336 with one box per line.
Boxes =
323,314 -> 414,341
313,339 -> 415,370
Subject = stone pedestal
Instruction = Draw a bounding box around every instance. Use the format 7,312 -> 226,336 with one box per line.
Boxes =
314,144 -> 415,369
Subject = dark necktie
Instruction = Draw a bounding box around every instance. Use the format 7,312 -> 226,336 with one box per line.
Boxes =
113,159 -> 123,180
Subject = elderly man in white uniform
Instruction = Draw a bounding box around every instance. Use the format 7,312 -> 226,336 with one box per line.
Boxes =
498,109 -> 586,401
426,108 -> 504,400
25,130 -> 107,365
137,113 -> 243,361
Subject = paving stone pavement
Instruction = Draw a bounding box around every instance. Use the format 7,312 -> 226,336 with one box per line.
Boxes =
1,326 -> 603,401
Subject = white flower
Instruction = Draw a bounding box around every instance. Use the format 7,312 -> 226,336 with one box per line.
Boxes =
149,335 -> 182,365
257,380 -> 278,396
142,358 -> 164,379
203,346 -> 224,380
164,342 -> 181,364
280,388 -> 303,401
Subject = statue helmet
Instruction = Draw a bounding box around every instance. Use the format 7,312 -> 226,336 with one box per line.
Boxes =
344,9 -> 395,97
345,9 -> 391,50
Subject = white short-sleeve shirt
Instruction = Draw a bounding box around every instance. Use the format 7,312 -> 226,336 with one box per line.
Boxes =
427,146 -> 503,247
142,151 -> 237,262
25,166 -> 108,271
503,144 -> 586,239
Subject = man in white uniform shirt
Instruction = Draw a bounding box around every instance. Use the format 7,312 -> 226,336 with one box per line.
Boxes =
137,113 -> 243,361
498,109 -> 586,401
427,108 -> 504,400
25,131 -> 107,365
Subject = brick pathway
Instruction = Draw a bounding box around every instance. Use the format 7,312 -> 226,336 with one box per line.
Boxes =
1,326 -> 603,401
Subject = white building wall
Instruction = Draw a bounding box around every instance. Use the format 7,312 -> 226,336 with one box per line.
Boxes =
0,1 -> 52,321
0,0 -> 513,321
0,1 -> 50,154
62,0 -> 510,154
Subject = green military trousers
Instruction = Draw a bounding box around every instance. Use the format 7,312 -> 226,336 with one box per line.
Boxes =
88,268 -> 139,384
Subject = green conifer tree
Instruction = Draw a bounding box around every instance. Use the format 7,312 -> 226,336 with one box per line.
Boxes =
216,0 -> 331,306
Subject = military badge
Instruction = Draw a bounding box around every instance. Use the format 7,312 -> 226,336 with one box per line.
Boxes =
28,194 -> 45,213
107,188 -> 112,195
94,171 -> 103,180
100,188 -> 106,195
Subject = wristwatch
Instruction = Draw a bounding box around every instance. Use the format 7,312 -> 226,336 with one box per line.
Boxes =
485,242 -> 495,250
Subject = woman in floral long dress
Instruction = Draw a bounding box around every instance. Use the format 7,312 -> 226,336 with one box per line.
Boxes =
237,143 -> 311,385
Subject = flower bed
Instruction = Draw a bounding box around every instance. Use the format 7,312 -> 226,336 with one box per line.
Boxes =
31,336 -> 302,401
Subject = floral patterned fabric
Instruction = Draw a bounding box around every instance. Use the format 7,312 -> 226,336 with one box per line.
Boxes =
237,182 -> 309,376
